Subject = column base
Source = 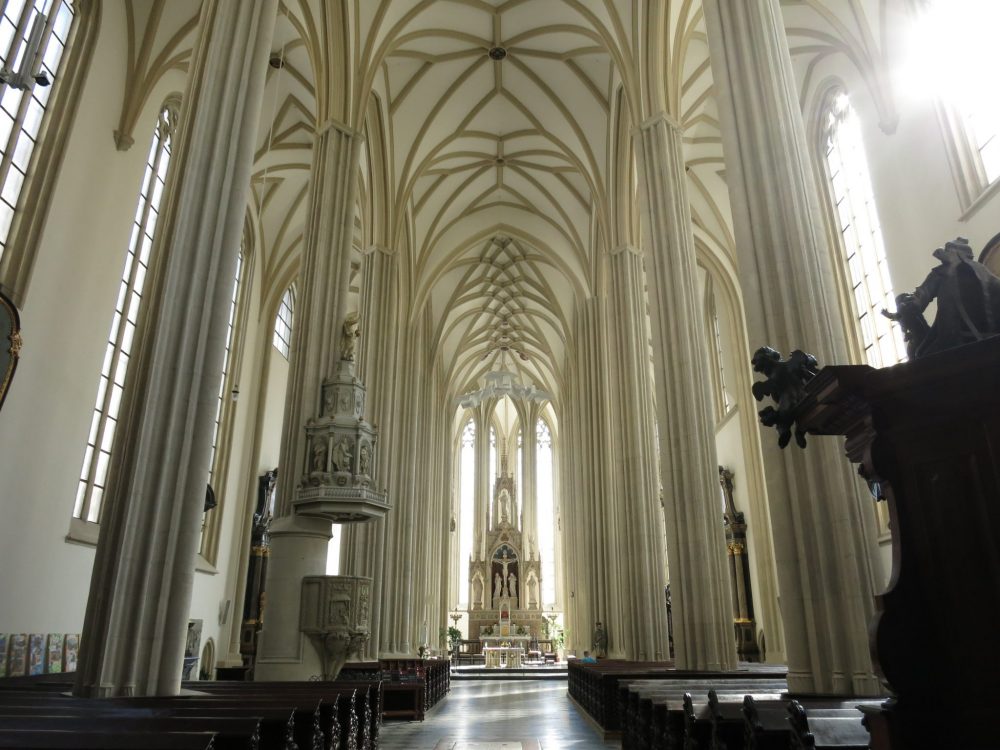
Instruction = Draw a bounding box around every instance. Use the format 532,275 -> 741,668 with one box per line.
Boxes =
253,515 -> 331,681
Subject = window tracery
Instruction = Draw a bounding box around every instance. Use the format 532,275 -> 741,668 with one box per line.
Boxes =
74,102 -> 178,525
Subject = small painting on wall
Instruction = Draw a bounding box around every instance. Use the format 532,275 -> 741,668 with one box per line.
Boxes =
28,634 -> 45,675
63,634 -> 80,673
7,634 -> 28,676
46,634 -> 64,673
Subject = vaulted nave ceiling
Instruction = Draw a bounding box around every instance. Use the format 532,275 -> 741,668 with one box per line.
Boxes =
232,0 -> 897,405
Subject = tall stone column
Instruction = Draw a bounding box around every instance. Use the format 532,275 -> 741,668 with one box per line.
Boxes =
636,114 -> 737,671
702,0 -> 882,694
339,246 -> 400,658
474,399 -> 496,561
561,297 -> 614,652
516,399 -> 543,561
74,0 -> 278,697
255,119 -> 363,679
607,246 -> 670,660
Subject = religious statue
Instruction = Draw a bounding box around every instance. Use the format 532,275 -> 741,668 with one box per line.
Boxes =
331,437 -> 353,473
507,571 -> 518,603
882,237 -> 1000,359
498,491 -> 511,525
751,347 -> 819,449
493,573 -> 503,601
359,443 -> 371,476
527,575 -> 538,609
312,440 -> 327,472
472,576 -> 483,610
593,621 -> 608,658
340,312 -> 361,361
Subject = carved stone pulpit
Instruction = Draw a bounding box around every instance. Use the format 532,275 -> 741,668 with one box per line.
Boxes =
295,357 -> 389,522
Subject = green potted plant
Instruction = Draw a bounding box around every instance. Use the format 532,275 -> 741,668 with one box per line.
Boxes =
440,625 -> 462,657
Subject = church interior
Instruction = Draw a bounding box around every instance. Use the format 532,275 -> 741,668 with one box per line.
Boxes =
0,0 -> 999,747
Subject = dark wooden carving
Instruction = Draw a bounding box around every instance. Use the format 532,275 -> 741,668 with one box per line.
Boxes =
786,335 -> 1000,749
0,289 -> 21,412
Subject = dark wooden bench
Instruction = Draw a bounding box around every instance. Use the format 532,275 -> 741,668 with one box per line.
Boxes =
0,717 -> 259,750
788,700 -> 872,750
0,729 -> 217,749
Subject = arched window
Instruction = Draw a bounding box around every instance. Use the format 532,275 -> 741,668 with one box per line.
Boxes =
198,250 -> 246,557
904,0 -> 1000,207
822,91 -> 905,368
536,419 -> 555,608
73,103 -> 179,526
273,286 -> 293,358
458,419 -> 476,608
0,0 -> 74,265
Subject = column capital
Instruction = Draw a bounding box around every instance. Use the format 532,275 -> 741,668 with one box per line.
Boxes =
609,244 -> 643,259
362,244 -> 396,257
316,118 -> 365,142
636,111 -> 684,136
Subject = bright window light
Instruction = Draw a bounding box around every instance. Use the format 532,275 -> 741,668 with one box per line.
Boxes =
900,0 -> 1000,183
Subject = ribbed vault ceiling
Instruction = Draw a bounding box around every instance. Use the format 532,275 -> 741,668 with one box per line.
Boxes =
236,0 -> 886,405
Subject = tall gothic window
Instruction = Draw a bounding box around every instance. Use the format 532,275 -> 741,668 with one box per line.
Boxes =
458,419 -> 476,608
904,0 -> 1000,204
273,286 -> 293,358
822,92 -> 905,368
536,419 -> 555,607
198,251 -> 244,553
74,103 -> 178,524
0,0 -> 74,264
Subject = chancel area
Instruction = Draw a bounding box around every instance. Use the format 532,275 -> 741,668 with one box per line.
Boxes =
0,0 -> 999,748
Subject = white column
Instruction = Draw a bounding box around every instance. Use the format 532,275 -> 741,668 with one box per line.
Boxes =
339,246 -> 399,659
255,119 -> 362,679
561,298 -> 614,653
74,0 -> 278,697
702,0 -> 882,694
636,113 -> 737,671
607,246 -> 670,660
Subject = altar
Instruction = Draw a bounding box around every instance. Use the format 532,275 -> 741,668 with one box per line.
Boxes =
484,646 -> 523,668
481,635 -> 530,650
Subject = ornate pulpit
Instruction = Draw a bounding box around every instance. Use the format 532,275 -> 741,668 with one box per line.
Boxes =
772,336 -> 1000,749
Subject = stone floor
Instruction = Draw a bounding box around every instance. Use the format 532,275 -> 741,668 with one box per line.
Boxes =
378,679 -> 621,750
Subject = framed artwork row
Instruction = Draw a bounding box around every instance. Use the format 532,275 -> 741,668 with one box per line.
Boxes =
0,633 -> 79,677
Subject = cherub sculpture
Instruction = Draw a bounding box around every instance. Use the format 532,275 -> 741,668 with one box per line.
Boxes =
751,346 -> 819,448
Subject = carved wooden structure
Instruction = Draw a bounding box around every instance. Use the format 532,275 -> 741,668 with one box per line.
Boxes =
791,336 -> 1000,749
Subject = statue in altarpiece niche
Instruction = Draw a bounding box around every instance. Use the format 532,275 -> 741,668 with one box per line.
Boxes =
340,312 -> 360,361
507,571 -> 518,601
493,573 -> 503,601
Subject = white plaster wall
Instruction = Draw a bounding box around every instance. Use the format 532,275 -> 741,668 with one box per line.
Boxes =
0,4 -> 190,634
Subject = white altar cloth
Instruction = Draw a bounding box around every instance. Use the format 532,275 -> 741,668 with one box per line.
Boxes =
484,646 -> 523,668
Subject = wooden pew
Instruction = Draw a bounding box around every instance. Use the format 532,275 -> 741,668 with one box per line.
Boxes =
0,730 -> 217,749
616,678 -> 787,749
788,700 -> 871,750
0,717 -> 259,750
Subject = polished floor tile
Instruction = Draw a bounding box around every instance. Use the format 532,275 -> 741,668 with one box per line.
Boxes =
378,680 -> 620,750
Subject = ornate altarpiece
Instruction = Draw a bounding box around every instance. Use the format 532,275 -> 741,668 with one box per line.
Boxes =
468,460 -> 543,638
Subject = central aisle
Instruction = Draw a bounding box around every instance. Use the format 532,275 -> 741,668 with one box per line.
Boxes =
379,679 -> 620,749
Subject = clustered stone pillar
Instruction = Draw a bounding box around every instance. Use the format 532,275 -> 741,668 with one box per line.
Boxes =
515,399 -> 543,565
254,120 -> 363,680
560,297 -> 614,654
339,245 -> 400,658
636,113 -> 738,671
703,0 -> 882,694
607,245 -> 670,660
74,0 -> 278,697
